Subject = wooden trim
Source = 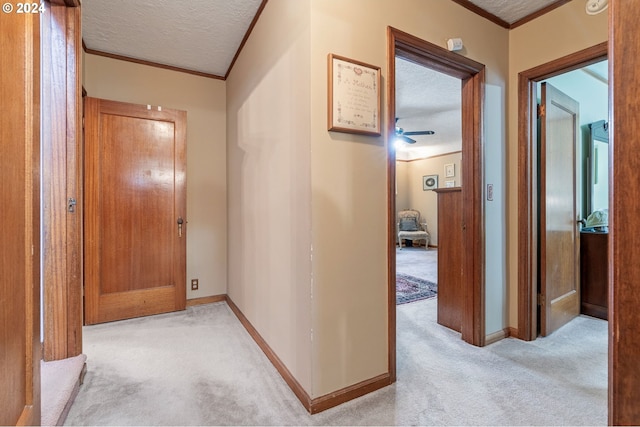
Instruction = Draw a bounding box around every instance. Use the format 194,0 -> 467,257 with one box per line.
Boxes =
387,25 -> 486,363
449,0 -> 570,30
82,0 -> 268,81
396,150 -> 462,162
449,0 -> 510,28
224,0 -> 269,79
386,27 -> 398,384
42,2 -> 83,361
485,328 -> 510,346
186,295 -> 226,307
517,43 -> 608,342
310,373 -> 391,414
226,296 -> 391,414
609,1 -> 640,423
507,327 -> 518,338
225,296 -> 313,412
84,48 -> 226,80
509,1 -> 571,29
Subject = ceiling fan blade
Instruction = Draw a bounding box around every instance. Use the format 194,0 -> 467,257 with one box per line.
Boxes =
403,130 -> 435,136
398,135 -> 416,144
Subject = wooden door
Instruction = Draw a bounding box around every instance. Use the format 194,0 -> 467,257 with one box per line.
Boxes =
539,82 -> 580,336
435,188 -> 464,333
0,10 -> 41,425
84,98 -> 187,325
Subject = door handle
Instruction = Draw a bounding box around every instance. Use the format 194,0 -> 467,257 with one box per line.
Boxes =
177,217 -> 184,238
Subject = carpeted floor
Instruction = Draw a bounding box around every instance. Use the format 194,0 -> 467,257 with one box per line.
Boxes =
65,300 -> 607,426
396,246 -> 437,283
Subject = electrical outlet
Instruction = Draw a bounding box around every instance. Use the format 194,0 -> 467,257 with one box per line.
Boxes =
191,279 -> 199,291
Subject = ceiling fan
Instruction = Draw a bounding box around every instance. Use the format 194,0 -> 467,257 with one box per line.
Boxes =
395,118 -> 435,144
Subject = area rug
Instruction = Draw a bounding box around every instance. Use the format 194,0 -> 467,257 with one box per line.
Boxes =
396,273 -> 437,305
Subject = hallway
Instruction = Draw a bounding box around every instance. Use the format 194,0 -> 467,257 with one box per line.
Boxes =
65,299 -> 607,425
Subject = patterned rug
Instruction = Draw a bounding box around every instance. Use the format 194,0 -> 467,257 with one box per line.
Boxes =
396,273 -> 438,305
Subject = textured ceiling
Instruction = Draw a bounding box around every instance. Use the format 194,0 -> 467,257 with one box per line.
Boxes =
81,0 -> 588,160
82,0 -> 263,77
466,0 -> 564,24
395,58 -> 461,160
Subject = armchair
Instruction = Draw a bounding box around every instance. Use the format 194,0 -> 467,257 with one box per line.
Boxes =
397,209 -> 430,250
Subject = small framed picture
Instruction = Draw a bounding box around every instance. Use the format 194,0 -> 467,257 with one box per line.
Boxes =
444,163 -> 455,178
423,174 -> 438,191
445,180 -> 455,188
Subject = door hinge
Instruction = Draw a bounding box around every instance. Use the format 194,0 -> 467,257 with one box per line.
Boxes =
537,294 -> 545,306
537,104 -> 545,118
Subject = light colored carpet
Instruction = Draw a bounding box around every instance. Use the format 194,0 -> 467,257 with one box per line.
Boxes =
396,246 -> 437,283
65,300 -> 607,426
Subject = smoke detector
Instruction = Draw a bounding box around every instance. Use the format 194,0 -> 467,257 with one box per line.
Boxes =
586,0 -> 608,15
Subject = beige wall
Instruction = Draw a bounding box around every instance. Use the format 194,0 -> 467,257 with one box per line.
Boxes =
227,0 -> 509,399
506,1 -> 608,327
309,0 -> 508,396
84,54 -> 228,300
225,0 -> 313,393
397,152 -> 463,245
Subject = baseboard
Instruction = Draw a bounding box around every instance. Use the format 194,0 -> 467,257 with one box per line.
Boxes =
225,295 -> 391,414
186,294 -> 226,307
309,373 -> 391,414
225,296 -> 313,411
485,328 -> 510,345
507,327 -> 519,338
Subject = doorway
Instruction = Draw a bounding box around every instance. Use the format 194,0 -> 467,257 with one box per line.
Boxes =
394,57 -> 461,329
517,42 -> 608,340
386,26 -> 485,381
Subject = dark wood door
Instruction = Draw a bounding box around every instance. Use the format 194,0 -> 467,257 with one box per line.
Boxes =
0,10 -> 41,425
539,82 -> 580,336
435,187 -> 463,333
84,98 -> 187,325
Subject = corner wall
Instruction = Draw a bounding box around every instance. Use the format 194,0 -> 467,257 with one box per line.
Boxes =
225,0 -> 313,394
309,0 -> 508,397
84,54 -> 228,300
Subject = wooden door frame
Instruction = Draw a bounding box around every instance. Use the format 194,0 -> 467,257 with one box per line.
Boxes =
41,0 -> 83,361
386,26 -> 486,382
517,42 -> 607,341
609,0 -> 640,422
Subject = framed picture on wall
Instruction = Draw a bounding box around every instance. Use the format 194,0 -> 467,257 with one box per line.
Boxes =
423,175 -> 438,191
327,54 -> 381,136
444,163 -> 455,178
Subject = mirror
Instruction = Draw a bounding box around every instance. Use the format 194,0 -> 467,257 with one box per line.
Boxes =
588,120 -> 609,214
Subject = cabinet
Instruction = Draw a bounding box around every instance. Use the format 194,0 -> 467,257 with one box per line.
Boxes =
580,231 -> 608,320
434,188 -> 463,332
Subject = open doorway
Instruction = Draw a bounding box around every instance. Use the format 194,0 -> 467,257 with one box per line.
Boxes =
386,26 -> 485,381
393,57 -> 462,325
517,42 -> 608,340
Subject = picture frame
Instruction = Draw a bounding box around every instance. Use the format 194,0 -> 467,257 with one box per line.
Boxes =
327,54 -> 381,136
423,174 -> 438,191
444,163 -> 455,178
445,180 -> 455,188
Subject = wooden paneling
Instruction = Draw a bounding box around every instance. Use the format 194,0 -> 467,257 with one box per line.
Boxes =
434,188 -> 464,332
0,8 -> 41,426
41,2 -> 83,361
610,0 -> 640,423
